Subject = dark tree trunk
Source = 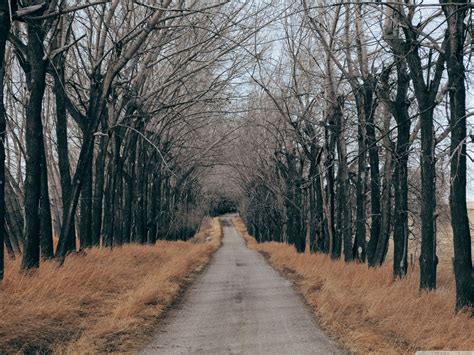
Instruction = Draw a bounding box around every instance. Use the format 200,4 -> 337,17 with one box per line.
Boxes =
282,153 -> 305,253
442,0 -> 474,310
147,164 -> 158,244
91,132 -> 108,246
40,143 -> 54,259
373,108 -> 394,267
134,138 -> 146,244
153,162 -> 163,242
161,176 -> 171,240
308,150 -> 319,253
51,13 -> 76,254
391,61 -> 411,277
54,55 -> 76,254
142,153 -> 149,242
354,91 -> 368,262
365,79 -> 382,267
315,169 -> 326,253
22,20 -> 48,271
418,105 -> 438,290
294,176 -> 305,253
122,133 -> 136,243
334,97 -> 352,262
5,172 -> 23,254
103,150 -> 114,248
79,152 -> 93,249
327,101 -> 340,259
0,4 -> 10,280
112,133 -> 123,246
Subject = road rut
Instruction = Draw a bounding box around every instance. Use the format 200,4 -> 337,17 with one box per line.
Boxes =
142,215 -> 343,354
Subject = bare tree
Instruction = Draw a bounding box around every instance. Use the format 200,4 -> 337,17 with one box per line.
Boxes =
441,0 -> 474,309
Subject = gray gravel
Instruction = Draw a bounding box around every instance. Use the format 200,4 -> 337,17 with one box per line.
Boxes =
142,215 -> 344,355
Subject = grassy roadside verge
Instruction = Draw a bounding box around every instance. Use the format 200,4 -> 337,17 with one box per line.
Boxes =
232,217 -> 473,354
0,217 -> 223,354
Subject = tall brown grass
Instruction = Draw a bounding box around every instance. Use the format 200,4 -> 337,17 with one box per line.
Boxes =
0,217 -> 222,354
233,217 -> 473,354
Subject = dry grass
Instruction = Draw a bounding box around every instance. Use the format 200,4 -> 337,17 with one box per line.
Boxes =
0,217 -> 222,354
233,217 -> 474,355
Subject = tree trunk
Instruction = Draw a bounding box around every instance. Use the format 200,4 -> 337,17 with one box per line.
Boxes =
103,150 -> 114,247
134,138 -> 146,244
54,57 -> 76,254
334,97 -> 352,262
328,101 -> 341,259
373,106 -> 394,267
22,20 -> 48,271
308,150 -> 319,253
365,78 -> 382,267
112,133 -> 123,246
147,162 -> 158,244
5,172 -> 23,254
122,133 -> 136,243
40,142 -> 54,259
315,168 -> 326,253
91,132 -> 108,246
354,91 -> 368,262
79,151 -> 93,249
442,0 -> 474,310
0,4 -> 10,280
418,112 -> 438,289
391,61 -> 411,277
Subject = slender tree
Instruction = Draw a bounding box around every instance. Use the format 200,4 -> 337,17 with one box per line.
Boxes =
0,0 -> 12,280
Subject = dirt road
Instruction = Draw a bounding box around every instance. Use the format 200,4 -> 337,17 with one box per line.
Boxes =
142,216 -> 343,354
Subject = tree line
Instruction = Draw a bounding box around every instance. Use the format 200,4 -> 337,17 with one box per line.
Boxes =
234,0 -> 474,311
0,0 -> 472,313
0,1 -> 262,279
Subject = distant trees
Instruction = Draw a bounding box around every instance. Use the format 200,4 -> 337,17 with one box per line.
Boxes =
235,0 -> 474,311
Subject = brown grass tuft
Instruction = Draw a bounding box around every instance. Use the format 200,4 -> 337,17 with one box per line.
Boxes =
233,217 -> 474,354
0,217 -> 222,354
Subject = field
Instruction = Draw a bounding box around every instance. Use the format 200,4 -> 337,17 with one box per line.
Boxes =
233,217 -> 474,354
0,218 -> 222,353
381,203 -> 474,272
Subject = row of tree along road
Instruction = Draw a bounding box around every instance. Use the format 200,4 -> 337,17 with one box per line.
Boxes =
0,1 -> 261,280
0,0 -> 472,313
233,0 -> 474,312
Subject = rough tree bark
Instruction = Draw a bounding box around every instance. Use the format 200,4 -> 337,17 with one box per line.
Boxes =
391,62 -> 411,276
22,16 -> 50,271
91,132 -> 108,246
53,34 -> 77,254
365,75 -> 382,267
441,0 -> 474,310
0,1 -> 11,280
79,154 -> 93,249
